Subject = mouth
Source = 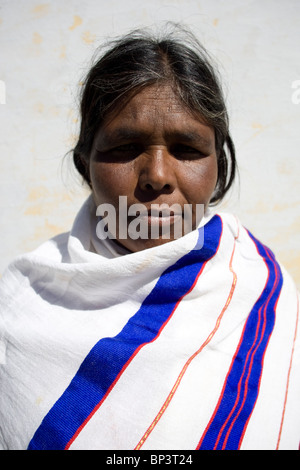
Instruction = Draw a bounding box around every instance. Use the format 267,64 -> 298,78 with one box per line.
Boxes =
96,197 -> 201,245
138,204 -> 184,227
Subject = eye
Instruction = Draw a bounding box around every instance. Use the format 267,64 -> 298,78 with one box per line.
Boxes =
95,143 -> 143,162
111,143 -> 143,158
113,144 -> 138,152
170,144 -> 207,160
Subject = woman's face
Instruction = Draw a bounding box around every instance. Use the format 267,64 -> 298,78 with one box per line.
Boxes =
89,84 -> 218,252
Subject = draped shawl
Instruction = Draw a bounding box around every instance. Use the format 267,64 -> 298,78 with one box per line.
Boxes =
0,197 -> 299,450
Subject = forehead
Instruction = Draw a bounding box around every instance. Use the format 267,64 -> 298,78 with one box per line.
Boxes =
99,84 -> 214,145
123,85 -> 188,118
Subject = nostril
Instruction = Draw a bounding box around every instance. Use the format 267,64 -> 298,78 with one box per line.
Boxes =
144,182 -> 171,192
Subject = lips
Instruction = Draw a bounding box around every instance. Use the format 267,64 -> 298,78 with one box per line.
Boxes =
135,205 -> 183,228
145,214 -> 182,228
147,204 -> 182,217
111,198 -> 197,241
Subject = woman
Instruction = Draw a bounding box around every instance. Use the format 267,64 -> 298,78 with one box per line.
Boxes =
0,26 -> 299,450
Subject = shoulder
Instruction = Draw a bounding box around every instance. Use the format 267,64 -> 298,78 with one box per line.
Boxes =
0,232 -> 70,311
215,211 -> 299,295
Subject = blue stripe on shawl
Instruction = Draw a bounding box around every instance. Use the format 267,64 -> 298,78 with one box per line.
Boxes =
28,215 -> 222,450
198,230 -> 283,450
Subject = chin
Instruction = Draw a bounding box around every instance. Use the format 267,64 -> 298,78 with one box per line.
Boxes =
117,230 -> 195,253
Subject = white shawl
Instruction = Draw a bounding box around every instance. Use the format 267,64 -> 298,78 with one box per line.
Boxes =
0,197 -> 299,450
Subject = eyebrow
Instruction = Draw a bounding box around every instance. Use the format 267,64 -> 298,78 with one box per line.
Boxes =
98,127 -> 213,148
167,130 -> 213,147
103,127 -> 147,142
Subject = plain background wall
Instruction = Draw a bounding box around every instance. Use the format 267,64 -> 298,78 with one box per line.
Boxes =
0,0 -> 299,288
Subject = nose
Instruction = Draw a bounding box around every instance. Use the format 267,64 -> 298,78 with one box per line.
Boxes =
138,148 -> 176,193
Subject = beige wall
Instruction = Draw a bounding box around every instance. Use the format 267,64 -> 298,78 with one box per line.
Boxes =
0,0 -> 299,288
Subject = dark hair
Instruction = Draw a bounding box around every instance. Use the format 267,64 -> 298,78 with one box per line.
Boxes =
73,24 -> 237,204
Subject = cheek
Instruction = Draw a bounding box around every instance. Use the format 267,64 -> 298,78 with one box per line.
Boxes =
89,162 -> 135,206
181,157 -> 218,205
